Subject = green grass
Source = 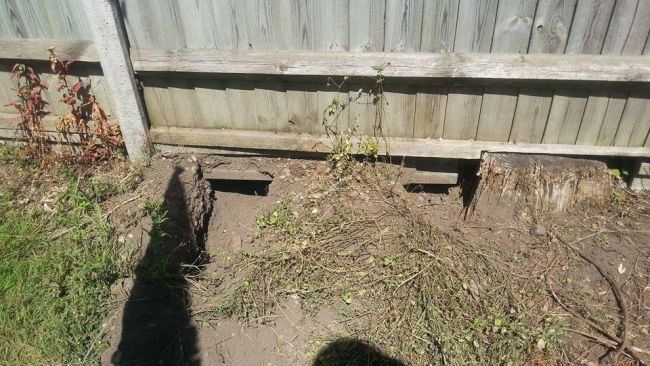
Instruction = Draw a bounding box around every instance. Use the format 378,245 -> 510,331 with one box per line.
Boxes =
0,151 -> 127,365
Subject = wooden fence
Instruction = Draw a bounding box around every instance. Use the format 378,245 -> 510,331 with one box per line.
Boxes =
0,0 -> 649,165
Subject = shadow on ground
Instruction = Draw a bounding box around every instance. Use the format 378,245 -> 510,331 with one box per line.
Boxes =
313,338 -> 404,366
111,167 -> 201,365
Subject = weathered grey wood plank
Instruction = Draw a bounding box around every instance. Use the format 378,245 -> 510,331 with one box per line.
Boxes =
254,81 -> 289,132
0,38 -> 97,62
149,126 -> 650,158
510,89 -> 553,143
88,72 -> 114,116
629,102 -> 650,147
0,70 -> 16,114
615,91 -> 650,147
574,90 -> 609,145
144,78 -> 177,128
225,80 -> 258,131
130,48 -> 650,82
623,0 -> 650,54
602,0 -> 640,55
413,86 -> 446,139
141,80 -> 170,127
168,78 -> 201,129
596,91 -> 629,146
43,0 -> 93,40
543,89 -> 588,144
565,0 -> 616,54
348,81 -> 375,136
349,0 -> 386,51
384,0 -> 424,52
491,0 -> 536,53
194,78 -> 231,129
0,1 -> 47,39
478,0 -> 535,142
528,0 -> 577,53
453,0 -> 498,52
414,0 -> 455,139
313,0 -> 349,51
119,0 -> 185,48
476,88 -> 518,141
320,81 -> 350,134
383,84 -> 416,137
419,0 -> 459,52
444,88 -> 482,140
286,82 -> 319,134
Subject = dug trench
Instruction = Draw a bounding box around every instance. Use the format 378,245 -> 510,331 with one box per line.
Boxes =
102,154 -> 650,365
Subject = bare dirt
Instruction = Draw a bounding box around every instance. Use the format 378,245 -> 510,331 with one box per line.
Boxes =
102,154 -> 650,366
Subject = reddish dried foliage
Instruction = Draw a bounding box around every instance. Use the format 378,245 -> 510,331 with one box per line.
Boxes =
4,47 -> 123,164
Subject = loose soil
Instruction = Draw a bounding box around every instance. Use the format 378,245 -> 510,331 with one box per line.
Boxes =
102,154 -> 650,366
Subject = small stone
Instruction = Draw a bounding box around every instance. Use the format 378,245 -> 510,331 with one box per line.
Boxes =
529,224 -> 547,236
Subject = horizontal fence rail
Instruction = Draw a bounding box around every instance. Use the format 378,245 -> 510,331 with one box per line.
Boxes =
2,39 -> 648,83
151,126 -> 650,159
130,48 -> 650,83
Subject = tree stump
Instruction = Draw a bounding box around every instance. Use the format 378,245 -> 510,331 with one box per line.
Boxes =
466,153 -> 613,218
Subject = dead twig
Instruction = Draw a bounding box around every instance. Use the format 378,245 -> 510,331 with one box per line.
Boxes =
552,231 -> 644,365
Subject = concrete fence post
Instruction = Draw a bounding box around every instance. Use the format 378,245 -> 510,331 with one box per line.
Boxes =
82,0 -> 150,161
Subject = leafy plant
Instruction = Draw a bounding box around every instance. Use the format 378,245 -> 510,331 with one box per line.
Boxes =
4,48 -> 123,165
321,65 -> 389,171
611,191 -> 626,204
49,47 -> 123,162
359,137 -> 379,162
4,63 -> 51,160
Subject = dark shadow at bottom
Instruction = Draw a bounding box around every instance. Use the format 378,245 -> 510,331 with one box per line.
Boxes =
111,167 -> 201,365
313,338 -> 405,366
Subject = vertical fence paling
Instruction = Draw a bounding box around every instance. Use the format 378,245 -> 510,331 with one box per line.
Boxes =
82,0 -> 150,161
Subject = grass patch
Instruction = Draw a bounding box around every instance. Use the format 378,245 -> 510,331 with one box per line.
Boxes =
201,164 -> 565,365
0,148 -> 131,364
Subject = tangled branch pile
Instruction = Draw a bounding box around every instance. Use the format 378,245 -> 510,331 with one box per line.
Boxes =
209,164 -> 564,365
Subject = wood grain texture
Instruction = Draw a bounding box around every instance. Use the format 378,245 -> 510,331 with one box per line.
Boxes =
286,82 -> 319,134
528,0 -> 577,53
453,0 -> 498,52
615,91 -> 650,147
601,0 -> 639,55
225,80 -> 258,131
150,126 -> 650,158
349,0 -> 386,51
383,84 -> 416,137
384,0 -> 424,52
509,89 -> 553,143
476,88 -> 518,141
254,81 -> 289,132
622,0 -> 650,55
194,78 -> 232,129
130,48 -> 650,82
565,0 -> 616,54
543,89 -> 588,144
444,87 -> 482,140
574,90 -> 609,145
0,0 -> 92,40
478,0 -> 535,143
313,0 -> 349,51
348,81 -> 375,136
413,86 -> 447,138
419,0 -> 459,52
596,91 -> 629,146
491,0 -> 536,53
0,38 -> 97,61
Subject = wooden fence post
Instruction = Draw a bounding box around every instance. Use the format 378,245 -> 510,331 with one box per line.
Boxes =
82,0 -> 150,161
